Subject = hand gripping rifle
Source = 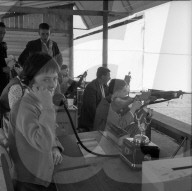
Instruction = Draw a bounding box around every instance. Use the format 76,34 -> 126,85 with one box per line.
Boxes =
65,70 -> 87,98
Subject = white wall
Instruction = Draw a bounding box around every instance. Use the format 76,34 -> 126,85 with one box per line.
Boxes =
143,1 -> 191,92
74,1 -> 191,92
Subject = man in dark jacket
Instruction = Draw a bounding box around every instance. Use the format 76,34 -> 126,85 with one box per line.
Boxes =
78,67 -> 111,132
0,22 -> 9,95
18,23 -> 63,67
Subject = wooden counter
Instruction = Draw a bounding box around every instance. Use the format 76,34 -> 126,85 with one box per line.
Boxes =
54,131 -> 142,191
142,157 -> 192,191
56,106 -> 78,135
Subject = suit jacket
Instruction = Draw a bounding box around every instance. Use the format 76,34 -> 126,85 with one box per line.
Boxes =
78,79 -> 109,131
18,38 -> 62,67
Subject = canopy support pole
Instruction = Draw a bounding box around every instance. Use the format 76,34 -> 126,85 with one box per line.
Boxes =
102,0 -> 108,67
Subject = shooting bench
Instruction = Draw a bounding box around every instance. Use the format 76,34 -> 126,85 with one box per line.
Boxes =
148,111 -> 192,157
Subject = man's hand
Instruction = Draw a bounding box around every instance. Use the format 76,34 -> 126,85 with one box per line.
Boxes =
52,147 -> 63,165
137,91 -> 151,101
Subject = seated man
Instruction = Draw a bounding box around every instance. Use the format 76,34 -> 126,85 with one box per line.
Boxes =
78,67 -> 111,132
93,79 -> 152,138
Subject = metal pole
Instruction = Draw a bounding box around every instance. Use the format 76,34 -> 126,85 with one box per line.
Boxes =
141,14 -> 145,90
102,0 -> 108,67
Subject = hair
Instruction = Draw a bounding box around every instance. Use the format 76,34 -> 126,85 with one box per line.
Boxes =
61,64 -> 68,70
0,22 -> 6,28
39,23 -> 50,30
20,52 -> 60,86
36,59 -> 60,75
108,79 -> 127,94
96,67 -> 110,78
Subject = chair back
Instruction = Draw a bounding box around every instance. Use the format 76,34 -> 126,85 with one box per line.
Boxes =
0,145 -> 14,191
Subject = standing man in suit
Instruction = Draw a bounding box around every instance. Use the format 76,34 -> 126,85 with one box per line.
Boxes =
78,67 -> 111,132
0,22 -> 10,95
18,23 -> 63,67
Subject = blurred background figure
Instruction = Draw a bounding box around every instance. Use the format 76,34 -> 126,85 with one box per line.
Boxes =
0,22 -> 9,95
59,64 -> 74,95
18,23 -> 63,67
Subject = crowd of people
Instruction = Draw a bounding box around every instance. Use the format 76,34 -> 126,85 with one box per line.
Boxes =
0,21 -> 153,191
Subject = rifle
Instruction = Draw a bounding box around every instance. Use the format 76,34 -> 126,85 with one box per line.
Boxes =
142,89 -> 191,106
118,89 -> 191,115
65,70 -> 87,98
130,89 -> 191,100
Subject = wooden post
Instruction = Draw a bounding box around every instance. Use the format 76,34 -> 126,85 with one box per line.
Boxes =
102,0 -> 108,67
68,4 -> 74,78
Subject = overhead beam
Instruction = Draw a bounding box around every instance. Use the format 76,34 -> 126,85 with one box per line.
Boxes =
74,15 -> 143,40
0,5 -> 129,17
0,1 -> 171,17
0,5 -> 104,16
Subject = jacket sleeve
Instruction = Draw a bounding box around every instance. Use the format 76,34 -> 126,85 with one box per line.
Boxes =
18,42 -> 31,67
0,57 -> 6,72
16,102 -> 56,152
83,86 -> 97,122
53,42 -> 63,67
0,43 -> 7,72
93,99 -> 109,131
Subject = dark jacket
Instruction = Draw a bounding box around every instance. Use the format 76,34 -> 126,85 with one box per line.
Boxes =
0,41 -> 9,94
93,97 -> 111,131
18,39 -> 62,67
78,79 -> 109,131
